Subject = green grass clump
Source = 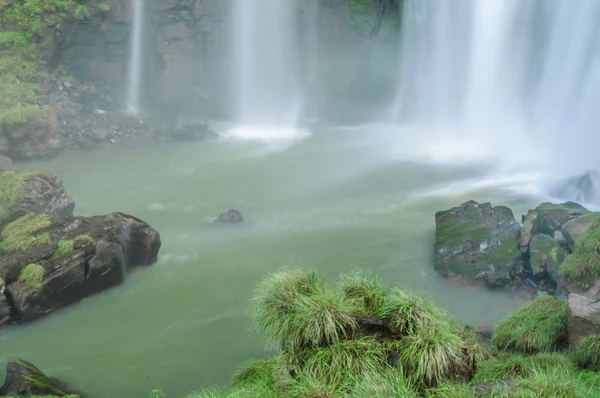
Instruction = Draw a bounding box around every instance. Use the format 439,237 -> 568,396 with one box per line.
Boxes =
253,269 -> 359,351
0,213 -> 53,252
350,369 -> 419,398
56,239 -> 74,255
0,170 -> 40,223
573,334 -> 600,371
472,352 -> 576,383
0,276 -> 4,287
492,296 -> 567,354
560,213 -> 600,288
18,263 -> 45,288
341,271 -> 389,316
75,234 -> 94,244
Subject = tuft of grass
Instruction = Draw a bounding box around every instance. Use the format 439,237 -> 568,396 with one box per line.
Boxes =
472,352 -> 576,383
492,296 -> 567,354
350,368 -> 419,398
0,275 -> 3,287
0,170 -> 42,223
573,334 -> 600,371
340,271 -> 389,316
253,269 -> 359,351
560,213 -> 600,288
0,213 -> 52,252
298,337 -> 390,387
56,239 -> 74,255
75,234 -> 94,244
18,263 -> 45,288
231,357 -> 292,393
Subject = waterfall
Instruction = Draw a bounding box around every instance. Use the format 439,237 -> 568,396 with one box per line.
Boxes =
393,0 -> 600,175
125,0 -> 144,115
231,0 -> 302,130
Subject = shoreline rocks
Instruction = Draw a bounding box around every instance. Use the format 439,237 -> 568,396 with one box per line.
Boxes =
434,200 -> 598,298
0,359 -> 82,397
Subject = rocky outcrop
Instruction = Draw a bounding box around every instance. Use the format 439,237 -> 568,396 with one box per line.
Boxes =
434,201 -> 521,289
0,359 -> 82,397
3,108 -> 63,160
567,293 -> 600,349
0,170 -> 161,328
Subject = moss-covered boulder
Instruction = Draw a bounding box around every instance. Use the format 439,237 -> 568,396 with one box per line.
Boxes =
434,201 -> 522,289
0,170 -> 74,226
0,213 -> 161,325
0,169 -> 161,328
0,359 -> 81,397
560,213 -> 600,288
518,202 -> 588,249
561,212 -> 600,253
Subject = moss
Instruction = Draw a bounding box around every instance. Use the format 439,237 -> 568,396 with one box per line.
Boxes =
18,263 -> 45,288
74,234 -> 94,244
0,170 -> 45,223
492,296 -> 567,354
560,213 -> 600,287
573,334 -> 600,371
0,213 -> 52,252
536,201 -> 587,211
56,239 -> 74,255
435,212 -> 491,248
15,359 -> 77,396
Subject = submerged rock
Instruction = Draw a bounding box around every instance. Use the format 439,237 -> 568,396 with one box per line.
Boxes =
567,293 -> 600,349
434,201 -> 521,289
216,209 -> 244,224
551,170 -> 600,205
0,359 -> 82,397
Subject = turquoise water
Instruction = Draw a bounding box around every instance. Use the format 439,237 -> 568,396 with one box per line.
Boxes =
0,124 -> 538,397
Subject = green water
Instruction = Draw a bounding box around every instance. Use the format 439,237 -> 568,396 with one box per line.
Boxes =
1,125 -> 537,397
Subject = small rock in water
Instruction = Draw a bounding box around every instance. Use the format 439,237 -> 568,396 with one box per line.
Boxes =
216,209 -> 244,224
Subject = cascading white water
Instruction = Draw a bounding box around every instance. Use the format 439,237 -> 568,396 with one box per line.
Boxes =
230,0 -> 304,139
125,0 -> 143,115
394,0 -> 600,179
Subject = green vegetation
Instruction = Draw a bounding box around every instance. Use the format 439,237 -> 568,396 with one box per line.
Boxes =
574,334 -> 600,371
176,270 -> 600,397
56,239 -> 74,255
0,213 -> 52,252
18,263 -> 45,288
0,170 -> 46,223
14,359 -> 78,396
0,0 -> 95,131
0,275 -> 4,287
492,296 -> 567,354
535,201 -> 588,211
560,213 -> 600,288
347,0 -> 401,39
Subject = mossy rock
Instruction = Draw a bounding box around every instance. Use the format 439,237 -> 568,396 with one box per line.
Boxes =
560,213 -> 600,288
0,359 -> 82,397
434,201 -> 521,287
530,234 -> 566,281
535,202 -> 589,236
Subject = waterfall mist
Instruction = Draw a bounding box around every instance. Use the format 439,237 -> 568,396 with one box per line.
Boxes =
393,0 -> 600,179
125,0 -> 144,115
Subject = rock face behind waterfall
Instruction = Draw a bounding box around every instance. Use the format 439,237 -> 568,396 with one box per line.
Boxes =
434,201 -> 522,289
0,170 -> 161,329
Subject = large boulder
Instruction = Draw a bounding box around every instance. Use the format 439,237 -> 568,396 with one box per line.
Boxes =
561,213 -> 599,252
0,171 -> 75,225
529,234 -> 566,285
5,107 -> 64,160
0,169 -> 161,328
0,213 -> 161,325
434,201 -> 522,289
567,293 -> 600,349
519,202 -> 588,248
0,359 -> 82,397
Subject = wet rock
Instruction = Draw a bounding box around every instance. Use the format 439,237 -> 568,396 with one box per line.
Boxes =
0,294 -> 11,327
0,213 -> 161,325
567,293 -> 600,349
529,234 -> 565,282
0,155 -> 13,172
434,201 -> 522,289
535,202 -> 589,235
561,213 -> 599,252
519,210 -> 538,248
0,171 -> 75,225
554,230 -> 568,246
0,359 -> 82,397
551,170 -> 600,205
216,209 -> 244,224
5,107 -> 64,160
